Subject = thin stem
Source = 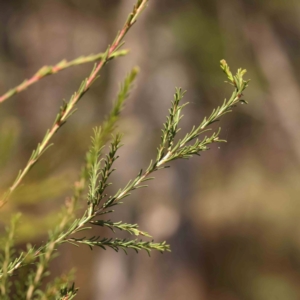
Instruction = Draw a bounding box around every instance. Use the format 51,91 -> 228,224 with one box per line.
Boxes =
0,50 -> 127,104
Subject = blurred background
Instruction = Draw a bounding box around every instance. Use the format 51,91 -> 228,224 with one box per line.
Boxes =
1,0 -> 300,299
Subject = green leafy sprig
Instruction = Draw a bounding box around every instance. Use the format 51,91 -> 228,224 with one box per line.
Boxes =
66,60 -> 249,262
87,132 -> 122,215
91,220 -> 151,237
97,60 -> 249,216
68,237 -> 170,256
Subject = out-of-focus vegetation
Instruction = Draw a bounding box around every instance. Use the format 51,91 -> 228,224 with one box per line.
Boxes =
1,0 -> 300,299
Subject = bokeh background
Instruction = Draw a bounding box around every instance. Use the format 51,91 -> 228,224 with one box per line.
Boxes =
1,0 -> 300,299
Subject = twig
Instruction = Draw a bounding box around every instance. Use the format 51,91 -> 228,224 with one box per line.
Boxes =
0,50 -> 128,104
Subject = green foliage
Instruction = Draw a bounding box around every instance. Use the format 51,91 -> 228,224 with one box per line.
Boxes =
0,0 -> 251,298
69,237 -> 169,256
92,220 -> 152,237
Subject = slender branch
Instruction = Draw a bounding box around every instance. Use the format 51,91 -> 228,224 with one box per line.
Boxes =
0,50 -> 128,104
0,0 -> 148,209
